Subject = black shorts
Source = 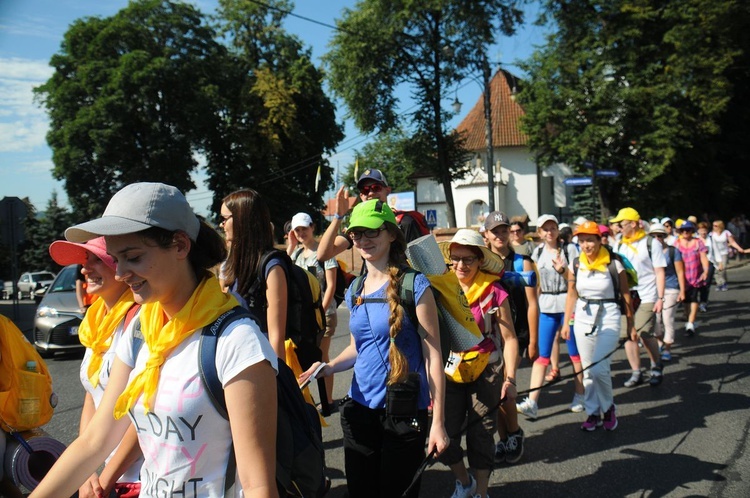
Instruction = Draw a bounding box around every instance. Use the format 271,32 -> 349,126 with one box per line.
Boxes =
684,285 -> 702,303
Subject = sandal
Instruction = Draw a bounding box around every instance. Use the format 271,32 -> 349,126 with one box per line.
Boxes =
545,368 -> 560,382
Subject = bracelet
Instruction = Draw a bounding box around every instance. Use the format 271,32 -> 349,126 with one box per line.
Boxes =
333,213 -> 344,220
505,378 -> 516,386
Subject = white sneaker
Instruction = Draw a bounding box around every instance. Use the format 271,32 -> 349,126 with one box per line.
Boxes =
570,393 -> 585,413
450,474 -> 476,498
516,397 -> 538,420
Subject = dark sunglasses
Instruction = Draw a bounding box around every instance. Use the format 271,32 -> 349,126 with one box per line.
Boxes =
360,183 -> 384,195
450,255 -> 478,266
348,226 -> 387,240
654,233 -> 666,239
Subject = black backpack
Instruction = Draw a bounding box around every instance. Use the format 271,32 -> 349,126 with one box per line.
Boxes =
246,249 -> 326,369
132,308 -> 328,498
200,308 -> 328,497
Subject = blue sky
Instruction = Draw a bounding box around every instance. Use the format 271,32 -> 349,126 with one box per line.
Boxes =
0,0 -> 547,216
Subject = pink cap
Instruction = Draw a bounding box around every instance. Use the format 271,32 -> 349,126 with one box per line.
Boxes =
49,236 -> 116,271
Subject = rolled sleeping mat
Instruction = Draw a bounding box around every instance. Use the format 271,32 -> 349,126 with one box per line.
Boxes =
3,429 -> 66,491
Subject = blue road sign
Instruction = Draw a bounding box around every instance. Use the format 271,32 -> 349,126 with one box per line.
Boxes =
595,169 -> 620,177
563,177 -> 593,187
425,209 -> 437,228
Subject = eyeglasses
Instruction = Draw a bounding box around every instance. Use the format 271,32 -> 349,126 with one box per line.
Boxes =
219,215 -> 232,226
359,183 -> 384,195
449,255 -> 478,266
348,226 -> 387,240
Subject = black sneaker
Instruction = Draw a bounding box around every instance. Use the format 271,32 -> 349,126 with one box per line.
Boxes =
494,440 -> 506,464
649,365 -> 664,386
504,428 -> 525,464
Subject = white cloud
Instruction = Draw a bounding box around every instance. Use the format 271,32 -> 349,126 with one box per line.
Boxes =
0,58 -> 52,152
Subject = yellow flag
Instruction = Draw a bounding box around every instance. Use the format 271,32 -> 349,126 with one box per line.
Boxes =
315,164 -> 322,192
353,157 -> 359,182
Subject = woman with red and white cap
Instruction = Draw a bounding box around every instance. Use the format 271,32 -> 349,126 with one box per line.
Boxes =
562,221 -> 636,431
49,237 -> 143,498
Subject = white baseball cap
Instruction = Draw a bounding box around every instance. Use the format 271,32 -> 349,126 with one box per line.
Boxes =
536,214 -> 559,229
291,212 -> 314,230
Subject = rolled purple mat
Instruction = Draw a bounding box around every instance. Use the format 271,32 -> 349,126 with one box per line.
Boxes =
3,428 -> 66,491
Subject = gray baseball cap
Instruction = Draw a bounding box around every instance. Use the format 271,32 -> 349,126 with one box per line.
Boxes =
65,182 -> 200,243
484,211 -> 510,231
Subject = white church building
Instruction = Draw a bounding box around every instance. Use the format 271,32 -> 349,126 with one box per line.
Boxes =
413,69 -> 574,229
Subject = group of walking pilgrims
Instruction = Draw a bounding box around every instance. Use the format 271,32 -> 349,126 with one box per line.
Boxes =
23,168 -> 749,498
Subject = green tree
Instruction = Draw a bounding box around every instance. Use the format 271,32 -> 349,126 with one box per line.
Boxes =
325,0 -> 522,227
340,129 -> 420,193
20,193 -> 72,272
520,0 -> 748,217
35,0 -> 229,221
206,0 -> 343,232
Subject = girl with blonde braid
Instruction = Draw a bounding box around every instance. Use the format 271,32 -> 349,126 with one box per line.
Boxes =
300,199 -> 448,498
32,183 -> 278,498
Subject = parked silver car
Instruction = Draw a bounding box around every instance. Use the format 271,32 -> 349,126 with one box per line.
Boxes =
17,270 -> 56,300
33,264 -> 84,357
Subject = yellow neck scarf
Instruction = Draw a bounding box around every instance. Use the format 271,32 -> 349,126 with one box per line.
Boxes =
463,270 -> 501,306
580,246 -> 611,273
113,275 -> 238,419
78,290 -> 135,388
621,228 -> 647,253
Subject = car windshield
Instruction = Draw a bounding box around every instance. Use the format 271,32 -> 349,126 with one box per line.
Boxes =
49,265 -> 79,293
32,272 -> 55,282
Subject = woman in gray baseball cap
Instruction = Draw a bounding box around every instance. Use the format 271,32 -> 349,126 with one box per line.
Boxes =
32,182 -> 279,498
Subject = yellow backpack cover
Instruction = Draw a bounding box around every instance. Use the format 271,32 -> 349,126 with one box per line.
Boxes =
0,314 -> 56,432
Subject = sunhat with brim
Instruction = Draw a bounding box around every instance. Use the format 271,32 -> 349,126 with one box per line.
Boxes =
678,220 -> 696,232
649,223 -> 667,235
49,236 -> 116,271
610,207 -> 641,223
65,182 -> 200,243
347,199 -> 397,231
438,229 -> 504,275
574,221 -> 601,236
536,214 -> 559,229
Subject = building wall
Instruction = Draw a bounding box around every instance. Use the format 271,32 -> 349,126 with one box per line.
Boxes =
416,146 -> 553,229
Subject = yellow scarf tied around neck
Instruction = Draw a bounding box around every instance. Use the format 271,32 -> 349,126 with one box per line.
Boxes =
113,275 -> 238,419
621,228 -> 647,253
463,270 -> 501,307
78,290 -> 135,388
580,246 -> 611,273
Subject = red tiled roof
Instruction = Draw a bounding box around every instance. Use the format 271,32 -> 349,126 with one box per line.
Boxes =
455,69 -> 527,150
322,196 -> 357,216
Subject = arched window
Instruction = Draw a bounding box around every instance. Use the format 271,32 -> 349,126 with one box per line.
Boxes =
468,200 -> 489,228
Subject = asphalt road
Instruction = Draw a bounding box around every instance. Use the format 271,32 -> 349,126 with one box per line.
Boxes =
6,261 -> 750,497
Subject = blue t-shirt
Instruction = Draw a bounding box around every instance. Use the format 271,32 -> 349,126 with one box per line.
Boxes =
664,246 -> 682,290
345,272 -> 431,410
